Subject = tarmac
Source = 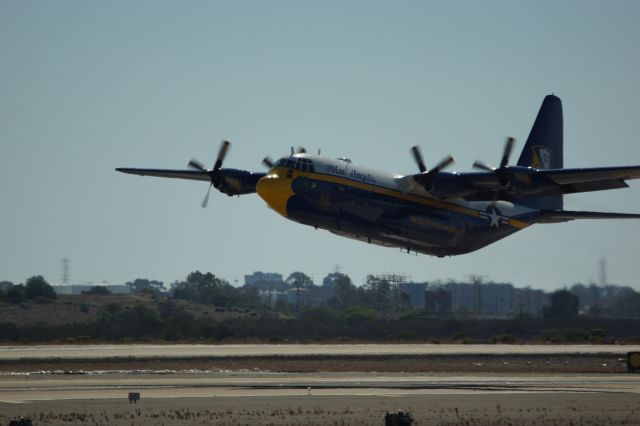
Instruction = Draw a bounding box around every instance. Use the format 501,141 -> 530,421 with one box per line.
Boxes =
2,343 -> 639,359
2,344 -> 640,425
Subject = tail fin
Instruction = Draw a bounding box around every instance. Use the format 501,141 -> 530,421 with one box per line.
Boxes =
516,94 -> 564,210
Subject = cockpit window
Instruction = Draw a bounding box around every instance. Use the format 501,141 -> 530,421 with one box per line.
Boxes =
273,157 -> 315,173
299,158 -> 315,173
278,158 -> 294,168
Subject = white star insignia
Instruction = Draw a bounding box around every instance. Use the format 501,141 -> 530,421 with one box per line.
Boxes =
488,208 -> 501,228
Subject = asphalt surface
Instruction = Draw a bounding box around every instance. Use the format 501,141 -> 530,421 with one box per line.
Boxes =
2,343 -> 639,360
2,372 -> 640,403
1,344 -> 639,403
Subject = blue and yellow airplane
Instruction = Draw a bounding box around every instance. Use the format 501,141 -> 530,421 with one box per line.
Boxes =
117,95 -> 640,257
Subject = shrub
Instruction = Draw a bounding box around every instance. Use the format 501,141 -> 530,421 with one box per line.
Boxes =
492,333 -> 517,344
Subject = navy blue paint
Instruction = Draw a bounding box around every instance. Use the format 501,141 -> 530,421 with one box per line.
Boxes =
287,176 -> 538,256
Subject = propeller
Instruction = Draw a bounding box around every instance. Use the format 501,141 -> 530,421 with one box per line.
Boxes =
262,156 -> 275,169
410,145 -> 455,191
411,146 -> 427,173
200,183 -> 213,208
472,137 -> 515,188
188,140 -> 231,208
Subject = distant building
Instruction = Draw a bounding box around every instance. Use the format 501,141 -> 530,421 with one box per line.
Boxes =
104,285 -> 130,294
512,287 -> 549,317
244,272 -> 285,289
100,285 -> 129,294
54,285 -> 88,295
398,282 -> 427,309
446,283 -> 476,314
287,288 -> 309,307
425,288 -> 452,316
444,282 -> 514,317
54,284 -> 130,295
258,290 -> 287,306
479,283 -> 513,317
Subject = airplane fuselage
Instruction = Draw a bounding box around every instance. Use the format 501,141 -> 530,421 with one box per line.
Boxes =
256,154 -> 537,257
117,95 -> 640,255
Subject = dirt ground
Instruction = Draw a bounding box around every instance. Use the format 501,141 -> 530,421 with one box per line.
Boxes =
2,393 -> 640,426
1,347 -> 639,425
0,353 -> 630,374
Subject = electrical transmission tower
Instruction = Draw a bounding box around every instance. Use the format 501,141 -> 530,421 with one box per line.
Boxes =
61,257 -> 70,285
599,257 -> 607,287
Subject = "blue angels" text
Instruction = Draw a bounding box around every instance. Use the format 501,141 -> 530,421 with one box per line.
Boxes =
324,165 -> 376,184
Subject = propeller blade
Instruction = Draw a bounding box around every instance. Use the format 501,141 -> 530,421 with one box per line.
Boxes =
411,145 -> 427,173
188,159 -> 208,171
499,137 -> 515,169
262,156 -> 275,168
430,155 -> 455,175
213,140 -> 231,171
201,183 -> 213,208
473,160 -> 495,172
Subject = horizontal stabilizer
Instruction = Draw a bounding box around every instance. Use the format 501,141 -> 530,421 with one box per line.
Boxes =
538,209 -> 640,223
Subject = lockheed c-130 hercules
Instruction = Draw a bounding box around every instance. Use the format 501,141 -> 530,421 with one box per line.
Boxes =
117,95 -> 640,257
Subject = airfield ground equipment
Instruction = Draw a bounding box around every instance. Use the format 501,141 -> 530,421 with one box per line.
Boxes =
627,352 -> 640,372
8,418 -> 32,426
384,410 -> 414,425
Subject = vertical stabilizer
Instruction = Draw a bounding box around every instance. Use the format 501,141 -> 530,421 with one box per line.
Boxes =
517,95 -> 564,210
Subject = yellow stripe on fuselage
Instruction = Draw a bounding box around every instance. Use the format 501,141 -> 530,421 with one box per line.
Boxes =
258,167 -> 530,229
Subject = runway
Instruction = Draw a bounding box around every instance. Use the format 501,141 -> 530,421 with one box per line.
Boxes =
2,343 -> 639,401
1,372 -> 640,403
2,343 -> 639,359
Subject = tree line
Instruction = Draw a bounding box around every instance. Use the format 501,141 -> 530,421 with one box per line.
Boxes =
2,273 -> 640,319
1,272 -> 640,343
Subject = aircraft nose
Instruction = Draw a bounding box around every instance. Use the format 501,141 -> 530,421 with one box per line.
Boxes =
256,172 -> 294,218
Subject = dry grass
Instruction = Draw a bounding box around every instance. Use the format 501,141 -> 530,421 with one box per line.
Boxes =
0,295 -> 246,327
2,394 -> 640,425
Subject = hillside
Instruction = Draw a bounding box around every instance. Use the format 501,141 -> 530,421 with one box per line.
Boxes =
0,294 -> 249,327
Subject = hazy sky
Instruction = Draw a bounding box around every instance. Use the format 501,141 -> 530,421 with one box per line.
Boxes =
2,1 -> 640,291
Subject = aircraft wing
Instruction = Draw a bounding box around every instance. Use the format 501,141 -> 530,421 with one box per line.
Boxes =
424,165 -> 640,202
542,165 -> 640,192
116,168 -> 211,181
116,167 -> 266,196
537,210 -> 640,223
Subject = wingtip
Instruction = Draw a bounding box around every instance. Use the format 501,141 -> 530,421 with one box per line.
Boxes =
116,168 -> 138,175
